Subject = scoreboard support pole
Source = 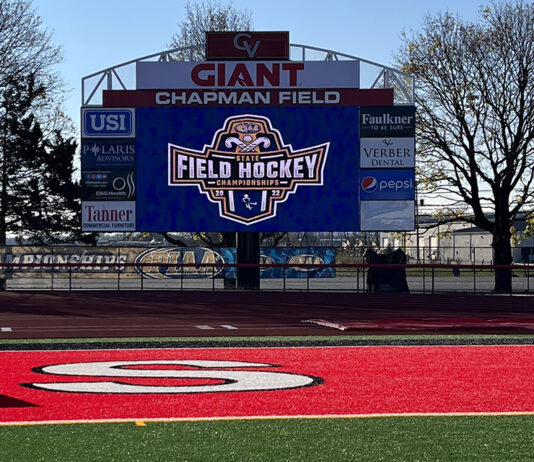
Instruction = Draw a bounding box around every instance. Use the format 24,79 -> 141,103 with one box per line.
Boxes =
236,232 -> 260,290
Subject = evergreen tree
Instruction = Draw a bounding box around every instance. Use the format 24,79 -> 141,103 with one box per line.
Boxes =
0,75 -> 85,244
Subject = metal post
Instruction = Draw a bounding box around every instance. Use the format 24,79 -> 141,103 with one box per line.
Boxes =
431,267 -> 434,294
473,266 -> 476,294
51,247 -> 55,291
69,267 -> 72,291
307,268 -> 310,292
117,264 -> 120,291
236,232 -> 260,290
212,264 -> 215,291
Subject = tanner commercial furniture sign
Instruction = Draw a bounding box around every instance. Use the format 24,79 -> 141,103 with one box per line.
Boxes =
81,201 -> 136,231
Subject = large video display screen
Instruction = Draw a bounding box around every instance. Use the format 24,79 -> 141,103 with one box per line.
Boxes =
135,106 -> 359,231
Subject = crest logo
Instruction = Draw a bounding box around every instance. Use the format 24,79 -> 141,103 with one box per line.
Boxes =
168,114 -> 329,225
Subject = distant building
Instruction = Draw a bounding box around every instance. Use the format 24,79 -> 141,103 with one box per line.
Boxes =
379,215 -> 534,264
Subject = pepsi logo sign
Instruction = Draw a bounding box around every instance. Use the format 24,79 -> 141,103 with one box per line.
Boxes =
360,170 -> 415,201
361,176 -> 378,192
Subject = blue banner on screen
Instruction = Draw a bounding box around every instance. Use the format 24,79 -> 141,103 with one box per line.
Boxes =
135,106 -> 360,231
260,247 -> 336,278
222,247 -> 336,279
360,169 -> 415,201
132,247 -> 335,279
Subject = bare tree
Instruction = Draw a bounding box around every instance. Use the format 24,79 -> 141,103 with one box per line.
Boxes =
169,1 -> 252,60
398,1 -> 534,292
0,1 -> 87,289
0,0 -> 61,84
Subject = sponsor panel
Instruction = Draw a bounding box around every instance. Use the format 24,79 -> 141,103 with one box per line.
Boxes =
360,169 -> 415,201
81,108 -> 135,138
136,61 -> 360,90
81,139 -> 136,169
360,137 -> 415,168
360,200 -> 415,231
81,201 -> 136,232
82,170 -> 136,201
359,106 -> 415,138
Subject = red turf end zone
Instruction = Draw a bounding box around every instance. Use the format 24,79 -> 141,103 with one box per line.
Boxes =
2,346 -> 534,424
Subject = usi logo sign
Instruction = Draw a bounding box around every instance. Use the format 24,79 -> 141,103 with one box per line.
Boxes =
82,108 -> 135,138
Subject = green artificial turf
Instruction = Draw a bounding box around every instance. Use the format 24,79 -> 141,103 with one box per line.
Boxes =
1,415 -> 534,461
2,333 -> 534,345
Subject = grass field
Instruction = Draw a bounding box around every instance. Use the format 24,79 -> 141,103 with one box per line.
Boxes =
2,415 -> 534,461
3,334 -> 534,461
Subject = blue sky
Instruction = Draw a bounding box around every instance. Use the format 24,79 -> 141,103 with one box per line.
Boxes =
32,0 -> 484,131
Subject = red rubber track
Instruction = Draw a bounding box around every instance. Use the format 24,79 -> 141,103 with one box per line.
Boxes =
0,291 -> 534,339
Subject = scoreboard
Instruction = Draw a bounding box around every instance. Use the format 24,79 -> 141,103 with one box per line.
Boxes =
81,34 -> 415,232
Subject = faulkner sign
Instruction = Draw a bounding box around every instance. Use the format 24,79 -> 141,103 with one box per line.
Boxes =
81,31 -> 415,232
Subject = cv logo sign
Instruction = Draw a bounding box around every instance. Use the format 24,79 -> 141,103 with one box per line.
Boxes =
233,32 -> 261,58
168,114 -> 329,225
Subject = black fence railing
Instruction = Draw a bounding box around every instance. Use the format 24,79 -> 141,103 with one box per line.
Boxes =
0,262 -> 532,295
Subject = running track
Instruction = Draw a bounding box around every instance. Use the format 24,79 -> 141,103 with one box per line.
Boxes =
1,291 -> 534,339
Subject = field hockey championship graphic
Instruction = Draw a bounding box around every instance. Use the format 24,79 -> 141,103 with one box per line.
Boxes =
168,115 -> 329,225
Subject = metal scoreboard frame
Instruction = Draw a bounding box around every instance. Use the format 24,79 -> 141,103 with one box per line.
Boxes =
81,33 -> 416,233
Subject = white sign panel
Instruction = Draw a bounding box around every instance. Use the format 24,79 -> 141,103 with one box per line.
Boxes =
360,138 -> 415,169
360,200 -> 414,231
82,201 -> 136,231
136,61 -> 360,89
